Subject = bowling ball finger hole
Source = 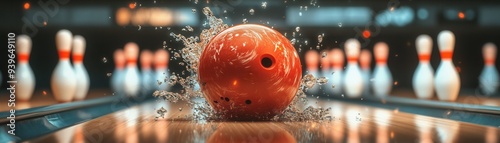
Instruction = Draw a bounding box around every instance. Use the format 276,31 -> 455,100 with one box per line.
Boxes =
260,54 -> 275,69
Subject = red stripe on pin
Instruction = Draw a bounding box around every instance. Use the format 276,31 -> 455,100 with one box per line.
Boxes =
127,59 -> 137,64
73,55 -> 83,62
440,51 -> 453,59
360,63 -> 370,69
347,57 -> 358,62
485,59 -> 495,65
18,53 -> 29,62
59,51 -> 70,59
376,58 -> 387,64
155,63 -> 167,69
116,64 -> 125,69
419,54 -> 430,62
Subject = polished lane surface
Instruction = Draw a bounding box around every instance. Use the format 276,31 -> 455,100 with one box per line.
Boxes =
30,99 -> 500,143
0,89 -> 113,112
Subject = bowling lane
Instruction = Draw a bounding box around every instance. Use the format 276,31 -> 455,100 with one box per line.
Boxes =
390,89 -> 500,106
0,89 -> 113,112
30,99 -> 500,143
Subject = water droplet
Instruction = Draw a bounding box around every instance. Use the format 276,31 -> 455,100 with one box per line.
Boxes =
242,18 -> 248,24
317,77 -> 328,85
249,9 -> 255,15
261,2 -> 267,9
106,73 -> 112,77
185,25 -> 194,32
317,34 -> 323,43
321,52 -> 327,58
338,23 -> 342,27
192,9 -> 196,13
138,25 -> 142,30
299,12 -> 302,16
295,27 -> 300,32
102,57 -> 108,63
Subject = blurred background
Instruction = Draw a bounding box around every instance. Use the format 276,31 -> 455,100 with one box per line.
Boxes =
1,0 -> 500,93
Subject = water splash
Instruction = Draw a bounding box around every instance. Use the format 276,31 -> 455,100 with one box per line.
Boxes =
261,2 -> 267,9
154,7 -> 330,122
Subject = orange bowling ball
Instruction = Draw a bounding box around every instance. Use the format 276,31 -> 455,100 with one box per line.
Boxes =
198,24 -> 302,120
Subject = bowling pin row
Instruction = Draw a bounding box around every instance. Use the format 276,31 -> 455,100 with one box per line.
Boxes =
413,31 -> 498,101
304,30 -> 498,101
110,43 -> 172,96
14,30 -> 89,102
305,39 -> 391,98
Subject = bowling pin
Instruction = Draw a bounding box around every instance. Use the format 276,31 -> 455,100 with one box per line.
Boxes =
320,50 -> 333,94
16,35 -> 36,101
435,30 -> 461,101
479,43 -> 499,95
413,35 -> 434,99
51,29 -> 77,102
329,49 -> 344,95
305,50 -> 320,94
140,50 -> 155,93
154,49 -> 171,91
372,42 -> 393,97
359,49 -> 372,95
72,35 -> 90,101
111,49 -> 126,95
123,42 -> 141,96
343,39 -> 364,98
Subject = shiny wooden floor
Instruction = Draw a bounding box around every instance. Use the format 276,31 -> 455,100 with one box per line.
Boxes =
30,98 -> 500,143
0,89 -> 113,112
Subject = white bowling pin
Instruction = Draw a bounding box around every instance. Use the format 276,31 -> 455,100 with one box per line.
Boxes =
413,35 -> 435,99
111,49 -> 126,95
329,49 -> 344,95
359,49 -> 372,95
51,29 -> 77,102
435,30 -> 461,101
320,50 -> 333,94
372,42 -> 393,97
305,50 -> 320,94
154,49 -> 171,91
72,35 -> 90,101
16,35 -> 36,101
140,50 -> 155,93
479,43 -> 499,95
343,39 -> 364,98
123,42 -> 141,96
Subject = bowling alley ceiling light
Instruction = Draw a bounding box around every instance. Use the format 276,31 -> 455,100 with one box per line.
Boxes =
23,2 -> 30,10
